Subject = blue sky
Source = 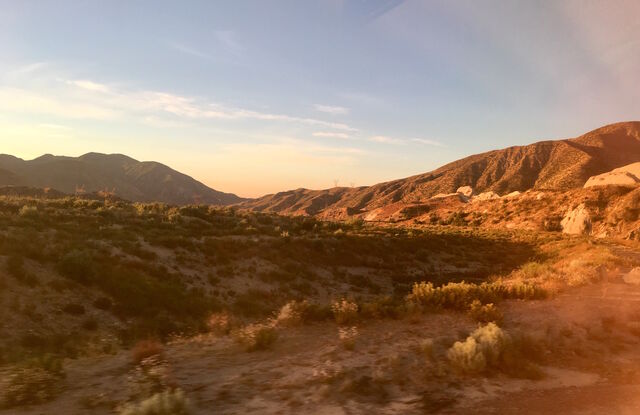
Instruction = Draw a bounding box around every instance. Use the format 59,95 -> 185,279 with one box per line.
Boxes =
1,0 -> 639,197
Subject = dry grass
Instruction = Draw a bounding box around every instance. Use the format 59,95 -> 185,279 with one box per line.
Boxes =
119,389 -> 190,415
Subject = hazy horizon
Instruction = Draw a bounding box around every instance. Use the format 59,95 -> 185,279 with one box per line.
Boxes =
2,0 -> 640,197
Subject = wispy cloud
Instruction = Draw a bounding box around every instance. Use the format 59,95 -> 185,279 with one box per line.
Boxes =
66,79 -> 110,93
215,30 -> 244,58
338,91 -> 384,106
2,69 -> 359,133
313,131 -> 350,139
370,135 -> 405,144
168,41 -> 211,60
314,104 -> 349,115
370,135 -> 444,147
411,138 -> 445,147
10,62 -> 48,75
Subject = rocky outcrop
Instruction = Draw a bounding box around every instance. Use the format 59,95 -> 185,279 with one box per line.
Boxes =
472,191 -> 501,202
561,203 -> 592,235
456,186 -> 474,198
584,162 -> 640,188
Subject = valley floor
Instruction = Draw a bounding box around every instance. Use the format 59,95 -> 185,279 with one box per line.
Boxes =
5,255 -> 640,415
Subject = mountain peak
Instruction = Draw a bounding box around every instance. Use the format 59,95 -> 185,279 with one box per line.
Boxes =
243,121 -> 640,217
0,153 -> 243,205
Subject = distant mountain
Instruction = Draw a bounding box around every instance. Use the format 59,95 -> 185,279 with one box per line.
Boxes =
0,152 -> 243,205
242,121 -> 640,216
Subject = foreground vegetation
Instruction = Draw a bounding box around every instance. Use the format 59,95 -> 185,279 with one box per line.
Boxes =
0,193 -> 636,411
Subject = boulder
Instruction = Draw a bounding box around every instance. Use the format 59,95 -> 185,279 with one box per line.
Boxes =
584,162 -> 640,188
456,186 -> 474,198
560,203 -> 591,235
472,191 -> 501,202
623,267 -> 640,285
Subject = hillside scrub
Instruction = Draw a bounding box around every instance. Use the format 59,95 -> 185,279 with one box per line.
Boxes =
406,280 -> 546,312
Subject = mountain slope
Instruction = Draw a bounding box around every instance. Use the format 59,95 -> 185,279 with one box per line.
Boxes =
0,152 -> 242,205
243,121 -> 640,216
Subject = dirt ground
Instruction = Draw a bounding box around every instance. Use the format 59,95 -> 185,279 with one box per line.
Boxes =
5,257 -> 640,415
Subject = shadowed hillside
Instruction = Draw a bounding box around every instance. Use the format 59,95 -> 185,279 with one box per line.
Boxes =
243,122 -> 640,216
0,153 -> 243,206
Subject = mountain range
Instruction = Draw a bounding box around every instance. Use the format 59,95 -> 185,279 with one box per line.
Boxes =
241,121 -> 640,216
2,121 -> 640,209
0,152 -> 242,205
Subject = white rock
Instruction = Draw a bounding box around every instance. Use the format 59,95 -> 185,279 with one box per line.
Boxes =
584,162 -> 640,188
623,267 -> 640,285
472,191 -> 501,202
560,203 -> 591,235
456,186 -> 474,198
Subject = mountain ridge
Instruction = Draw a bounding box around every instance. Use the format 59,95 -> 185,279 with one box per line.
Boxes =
242,121 -> 640,217
0,152 -> 243,206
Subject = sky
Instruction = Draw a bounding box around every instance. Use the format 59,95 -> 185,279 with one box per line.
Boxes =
1,0 -> 639,197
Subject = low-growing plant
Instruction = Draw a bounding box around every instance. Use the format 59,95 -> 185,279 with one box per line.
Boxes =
233,324 -> 278,351
119,389 -> 190,415
468,300 -> 503,324
447,322 -> 509,373
206,311 -> 237,335
1,357 -> 65,408
338,326 -> 359,350
274,300 -> 311,326
332,298 -> 359,325
132,340 -> 164,364
447,323 -> 542,378
62,303 -> 86,315
407,280 -> 546,312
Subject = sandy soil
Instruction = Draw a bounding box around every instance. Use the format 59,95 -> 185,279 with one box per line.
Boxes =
5,249 -> 640,414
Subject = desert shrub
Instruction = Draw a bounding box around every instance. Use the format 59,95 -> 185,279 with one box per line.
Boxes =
447,323 -> 542,378
332,298 -> 359,325
1,357 -> 64,408
93,296 -> 113,310
407,281 -> 545,312
6,255 -> 25,279
5,255 -> 38,287
1,367 -> 60,408
81,318 -> 99,331
232,289 -> 276,317
447,323 -> 509,373
541,216 -> 562,232
119,389 -> 190,415
62,303 -> 86,315
519,262 -> 554,280
338,326 -> 359,350
18,205 -> 38,218
233,324 -> 278,351
274,300 -> 309,326
57,249 -> 95,284
468,300 -> 503,324
416,338 -> 434,361
132,340 -> 164,364
206,311 -> 236,335
359,296 -> 405,320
